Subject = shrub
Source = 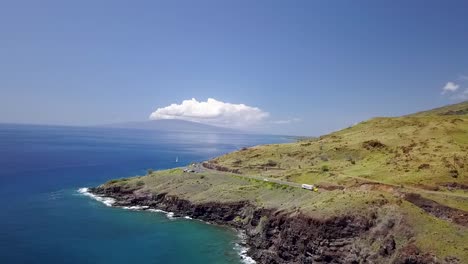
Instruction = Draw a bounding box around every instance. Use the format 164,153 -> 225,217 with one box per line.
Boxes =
321,165 -> 330,172
449,169 -> 459,178
147,168 -> 154,175
136,180 -> 145,187
362,140 -> 386,150
320,155 -> 329,161
346,156 -> 356,165
418,163 -> 430,170
108,178 -> 128,184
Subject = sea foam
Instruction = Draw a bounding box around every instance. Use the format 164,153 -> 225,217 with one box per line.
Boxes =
78,188 -> 182,220
77,188 -> 115,207
235,232 -> 256,264
122,205 -> 149,210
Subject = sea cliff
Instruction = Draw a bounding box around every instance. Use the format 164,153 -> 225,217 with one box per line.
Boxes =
89,180 -> 453,264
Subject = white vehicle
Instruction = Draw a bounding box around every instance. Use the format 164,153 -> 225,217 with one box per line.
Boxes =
301,184 -> 314,190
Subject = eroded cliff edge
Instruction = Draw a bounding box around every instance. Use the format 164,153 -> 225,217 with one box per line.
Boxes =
90,177 -> 464,264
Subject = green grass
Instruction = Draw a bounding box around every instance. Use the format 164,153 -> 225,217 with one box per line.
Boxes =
211,102 -> 468,204
401,201 -> 468,260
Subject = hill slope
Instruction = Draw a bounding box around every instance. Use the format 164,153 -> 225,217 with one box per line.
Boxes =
210,101 -> 468,192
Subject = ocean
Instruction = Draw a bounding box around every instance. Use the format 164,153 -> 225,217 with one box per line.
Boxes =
0,124 -> 291,264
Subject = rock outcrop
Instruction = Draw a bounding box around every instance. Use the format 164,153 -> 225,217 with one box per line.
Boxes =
90,186 -> 448,264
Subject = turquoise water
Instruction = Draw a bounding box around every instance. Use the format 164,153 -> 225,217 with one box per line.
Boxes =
0,124 -> 290,264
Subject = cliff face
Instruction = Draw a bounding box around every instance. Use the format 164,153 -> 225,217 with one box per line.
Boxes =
90,186 -> 436,264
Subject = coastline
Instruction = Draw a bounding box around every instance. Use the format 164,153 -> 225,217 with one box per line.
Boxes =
78,187 -> 256,264
79,184 -> 425,264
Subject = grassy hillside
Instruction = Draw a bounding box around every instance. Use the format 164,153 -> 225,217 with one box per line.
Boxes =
210,101 -> 468,193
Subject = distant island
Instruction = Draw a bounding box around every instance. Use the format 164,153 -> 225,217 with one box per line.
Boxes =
101,119 -> 240,134
89,101 -> 468,264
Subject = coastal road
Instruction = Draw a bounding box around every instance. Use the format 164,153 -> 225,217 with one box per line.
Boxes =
193,163 -> 468,200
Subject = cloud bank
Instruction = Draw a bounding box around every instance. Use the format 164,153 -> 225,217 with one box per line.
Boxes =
149,98 -> 269,127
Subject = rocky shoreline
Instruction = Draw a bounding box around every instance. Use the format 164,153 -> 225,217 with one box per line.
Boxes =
88,185 -> 440,264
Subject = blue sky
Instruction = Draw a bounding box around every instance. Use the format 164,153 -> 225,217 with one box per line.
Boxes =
1,0 -> 468,136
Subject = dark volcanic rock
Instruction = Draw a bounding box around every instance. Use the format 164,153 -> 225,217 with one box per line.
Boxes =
89,186 -> 433,264
403,193 -> 468,227
362,140 -> 386,150
394,243 -> 438,264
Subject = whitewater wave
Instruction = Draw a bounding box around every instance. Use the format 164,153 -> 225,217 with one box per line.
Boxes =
77,187 -> 115,207
78,188 -> 184,220
235,232 -> 256,264
122,205 -> 149,210
147,208 -> 177,219
147,208 -> 166,213
234,244 -> 256,264
166,212 -> 175,219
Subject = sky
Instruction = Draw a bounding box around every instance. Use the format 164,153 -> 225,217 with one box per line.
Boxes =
1,0 -> 468,136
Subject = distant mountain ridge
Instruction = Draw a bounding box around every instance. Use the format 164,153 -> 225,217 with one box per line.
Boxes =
101,119 -> 240,133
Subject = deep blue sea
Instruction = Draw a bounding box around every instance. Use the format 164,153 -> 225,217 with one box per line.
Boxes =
0,124 -> 291,264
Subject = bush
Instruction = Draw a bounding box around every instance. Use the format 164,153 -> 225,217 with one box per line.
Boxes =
362,140 -> 386,150
449,169 -> 459,178
147,168 -> 154,175
321,165 -> 330,172
346,156 -> 356,165
108,178 -> 128,184
136,180 -> 145,187
418,163 -> 430,170
320,155 -> 329,161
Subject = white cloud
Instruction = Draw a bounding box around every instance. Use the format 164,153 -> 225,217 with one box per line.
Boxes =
442,82 -> 460,94
149,98 -> 269,127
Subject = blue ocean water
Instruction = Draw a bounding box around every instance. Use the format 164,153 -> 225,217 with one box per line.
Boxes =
0,124 -> 291,264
